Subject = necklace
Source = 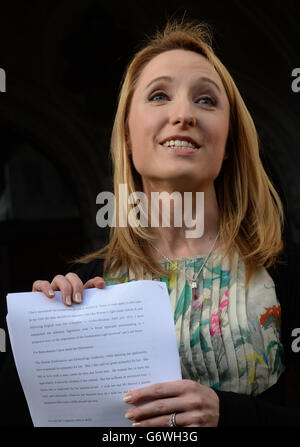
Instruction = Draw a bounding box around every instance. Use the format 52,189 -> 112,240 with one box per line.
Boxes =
150,231 -> 220,300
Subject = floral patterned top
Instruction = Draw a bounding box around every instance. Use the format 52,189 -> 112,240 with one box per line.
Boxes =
103,247 -> 285,396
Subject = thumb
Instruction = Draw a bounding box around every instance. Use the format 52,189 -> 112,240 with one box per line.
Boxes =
83,276 -> 106,289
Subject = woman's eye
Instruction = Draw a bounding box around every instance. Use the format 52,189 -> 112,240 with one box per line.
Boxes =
197,96 -> 215,105
148,93 -> 216,105
149,92 -> 167,101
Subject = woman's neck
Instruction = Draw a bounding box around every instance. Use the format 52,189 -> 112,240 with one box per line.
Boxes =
142,182 -> 221,260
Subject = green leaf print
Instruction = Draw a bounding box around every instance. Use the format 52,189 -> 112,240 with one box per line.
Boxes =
200,319 -> 210,326
234,338 -> 245,350
211,264 -> 222,275
233,325 -> 252,349
272,347 -> 280,374
250,383 -> 259,396
202,268 -> 225,289
160,277 -> 169,289
239,325 -> 252,343
267,340 -> 278,355
190,326 -> 200,349
190,326 -> 212,352
200,331 -> 212,352
220,270 -> 230,288
238,365 -> 246,377
186,261 -> 202,268
271,344 -> 284,374
174,281 -> 191,324
203,278 -> 214,289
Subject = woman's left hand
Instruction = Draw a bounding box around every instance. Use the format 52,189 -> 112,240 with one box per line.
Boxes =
123,380 -> 220,427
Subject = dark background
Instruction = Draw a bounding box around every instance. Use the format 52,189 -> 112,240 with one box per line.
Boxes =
0,0 -> 300,426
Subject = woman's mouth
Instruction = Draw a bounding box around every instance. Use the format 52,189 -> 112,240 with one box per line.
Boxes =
160,141 -> 200,155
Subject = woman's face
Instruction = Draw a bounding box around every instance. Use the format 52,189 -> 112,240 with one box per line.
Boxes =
127,49 -> 230,191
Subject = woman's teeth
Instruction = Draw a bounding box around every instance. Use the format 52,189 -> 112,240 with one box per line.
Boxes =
162,140 -> 197,148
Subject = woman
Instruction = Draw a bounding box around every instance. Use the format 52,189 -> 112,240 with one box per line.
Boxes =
32,19 -> 300,426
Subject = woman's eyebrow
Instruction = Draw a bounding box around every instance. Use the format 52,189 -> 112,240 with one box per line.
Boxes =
145,75 -> 221,93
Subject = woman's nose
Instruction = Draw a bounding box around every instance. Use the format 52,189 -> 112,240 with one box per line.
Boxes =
172,115 -> 196,127
169,100 -> 196,127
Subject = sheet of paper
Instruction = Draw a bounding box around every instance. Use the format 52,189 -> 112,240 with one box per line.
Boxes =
6,280 -> 182,427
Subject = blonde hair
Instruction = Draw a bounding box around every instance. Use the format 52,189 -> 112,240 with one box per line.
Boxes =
73,18 -> 285,287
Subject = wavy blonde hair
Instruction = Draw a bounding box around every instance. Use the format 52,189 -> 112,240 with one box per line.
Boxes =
74,18 -> 285,287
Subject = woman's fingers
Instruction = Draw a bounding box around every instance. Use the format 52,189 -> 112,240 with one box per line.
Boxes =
124,380 -> 182,404
32,274 -> 105,307
51,273 -> 84,307
83,276 -> 106,290
65,272 -> 85,304
125,396 -> 185,422
32,280 -> 56,298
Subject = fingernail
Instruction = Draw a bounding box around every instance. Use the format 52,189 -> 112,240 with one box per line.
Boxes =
49,290 -> 55,296
74,292 -> 82,303
66,296 -> 72,306
132,422 -> 141,427
123,394 -> 132,403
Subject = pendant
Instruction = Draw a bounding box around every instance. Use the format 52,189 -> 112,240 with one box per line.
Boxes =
192,281 -> 198,300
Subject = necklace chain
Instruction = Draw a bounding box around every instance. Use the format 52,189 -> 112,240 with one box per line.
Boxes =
150,231 -> 220,285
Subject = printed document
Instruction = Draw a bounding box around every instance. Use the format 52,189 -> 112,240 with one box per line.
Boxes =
6,280 -> 182,427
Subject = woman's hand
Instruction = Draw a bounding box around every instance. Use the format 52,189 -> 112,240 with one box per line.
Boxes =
32,273 -> 105,306
123,380 -> 219,427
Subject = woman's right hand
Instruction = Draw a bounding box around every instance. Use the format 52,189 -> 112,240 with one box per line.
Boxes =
32,273 -> 106,307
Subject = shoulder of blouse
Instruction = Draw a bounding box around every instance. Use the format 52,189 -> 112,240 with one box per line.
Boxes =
216,238 -> 300,427
266,237 -> 300,376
